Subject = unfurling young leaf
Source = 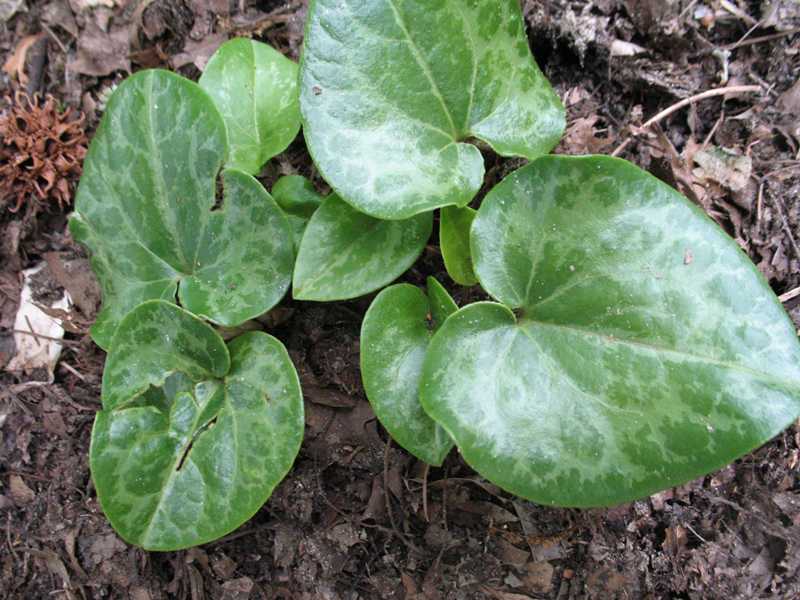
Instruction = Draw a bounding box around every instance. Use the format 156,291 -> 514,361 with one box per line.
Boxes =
440,205 -> 478,286
70,70 -> 294,350
420,155 -> 800,507
271,175 -> 325,252
292,195 -> 432,301
361,278 -> 456,465
300,0 -> 565,219
200,38 -> 301,175
91,301 -> 304,551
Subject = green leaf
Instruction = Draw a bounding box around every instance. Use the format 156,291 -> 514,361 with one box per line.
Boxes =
91,301 -> 303,550
299,0 -> 565,219
272,175 -> 325,219
271,175 -> 325,252
292,195 -> 432,301
101,300 -> 230,410
361,278 -> 456,465
440,205 -> 478,286
421,155 -> 800,507
70,70 -> 294,350
199,38 -> 300,175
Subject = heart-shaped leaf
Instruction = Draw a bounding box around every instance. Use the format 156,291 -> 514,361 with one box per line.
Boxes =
421,155 -> 800,507
292,195 -> 432,301
200,38 -> 301,175
91,301 -> 303,550
361,277 -> 456,465
70,70 -> 294,350
271,175 -> 325,252
440,206 -> 478,286
300,0 -> 565,219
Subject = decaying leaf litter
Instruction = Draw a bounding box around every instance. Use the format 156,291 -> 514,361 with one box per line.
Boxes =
1,0 -> 800,598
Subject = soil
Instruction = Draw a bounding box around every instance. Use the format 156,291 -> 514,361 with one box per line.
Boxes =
2,1 -> 800,599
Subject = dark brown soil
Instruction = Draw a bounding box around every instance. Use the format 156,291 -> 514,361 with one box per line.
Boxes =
2,1 -> 800,599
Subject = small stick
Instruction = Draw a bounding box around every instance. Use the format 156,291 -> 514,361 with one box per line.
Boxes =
766,191 -> 800,263
756,181 -> 764,229
12,330 -> 79,347
41,23 -> 68,54
720,0 -> 758,26
678,0 -> 700,20
24,316 -> 42,348
779,287 -> 800,304
421,463 -> 430,522
701,110 -> 725,152
59,362 -> 85,382
612,85 -> 761,156
383,439 -> 422,554
723,28 -> 800,51
764,164 -> 800,179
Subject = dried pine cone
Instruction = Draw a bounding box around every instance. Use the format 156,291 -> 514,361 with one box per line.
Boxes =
0,91 -> 88,214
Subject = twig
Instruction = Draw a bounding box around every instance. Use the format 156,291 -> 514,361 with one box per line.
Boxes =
59,362 -> 85,382
701,110 -> 725,151
6,514 -> 17,561
678,0 -> 700,20
756,181 -> 764,230
421,463 -> 430,522
764,164 -> 800,179
720,0 -> 757,26
40,23 -> 68,54
765,190 -> 800,264
612,85 -> 761,156
24,316 -> 42,348
684,522 -> 709,544
12,330 -> 79,347
383,439 -> 422,554
723,28 -> 800,51
779,287 -> 800,304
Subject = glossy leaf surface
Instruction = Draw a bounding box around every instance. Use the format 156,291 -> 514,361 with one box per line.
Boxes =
422,155 -> 800,507
440,205 -> 477,285
361,278 -> 456,465
200,38 -> 300,175
70,70 -> 293,349
300,0 -> 565,219
91,301 -> 303,550
292,195 -> 432,301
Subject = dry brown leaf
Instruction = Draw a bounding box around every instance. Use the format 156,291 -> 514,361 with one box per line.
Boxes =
561,115 -> 613,155
170,32 -> 226,71
481,588 -> 535,600
9,473 -> 36,504
522,562 -> 554,594
303,384 -> 357,408
2,33 -> 46,84
693,146 -> 752,192
67,21 -> 130,77
0,0 -> 25,22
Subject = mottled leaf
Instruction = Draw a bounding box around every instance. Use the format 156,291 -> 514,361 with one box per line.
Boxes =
361,277 -> 456,465
292,195 -> 432,301
440,205 -> 477,286
70,70 -> 293,349
101,300 -> 230,411
91,301 -> 303,550
300,0 -> 565,219
421,155 -> 800,507
199,38 -> 300,175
